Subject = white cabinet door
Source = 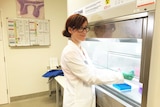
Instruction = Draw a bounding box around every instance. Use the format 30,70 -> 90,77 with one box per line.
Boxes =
0,11 -> 9,104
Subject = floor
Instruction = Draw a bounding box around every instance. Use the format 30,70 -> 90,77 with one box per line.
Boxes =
0,94 -> 56,107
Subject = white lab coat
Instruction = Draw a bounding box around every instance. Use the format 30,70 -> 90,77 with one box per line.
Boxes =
60,40 -> 124,107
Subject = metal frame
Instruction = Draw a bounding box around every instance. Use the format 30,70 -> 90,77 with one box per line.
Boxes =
141,11 -> 155,107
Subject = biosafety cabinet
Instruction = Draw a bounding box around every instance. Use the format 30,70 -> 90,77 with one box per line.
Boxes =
76,0 -> 157,107
82,11 -> 154,107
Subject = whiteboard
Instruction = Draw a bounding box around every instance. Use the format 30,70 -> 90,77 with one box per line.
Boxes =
7,18 -> 50,46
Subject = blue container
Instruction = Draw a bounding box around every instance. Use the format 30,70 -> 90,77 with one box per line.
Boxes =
113,83 -> 131,91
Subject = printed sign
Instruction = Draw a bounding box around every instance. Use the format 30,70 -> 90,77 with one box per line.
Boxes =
137,0 -> 155,7
74,0 -> 135,16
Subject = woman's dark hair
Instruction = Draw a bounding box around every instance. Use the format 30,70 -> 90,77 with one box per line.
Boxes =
62,14 -> 88,37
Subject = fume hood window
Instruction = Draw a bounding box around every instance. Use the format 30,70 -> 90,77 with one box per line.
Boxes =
87,19 -> 143,38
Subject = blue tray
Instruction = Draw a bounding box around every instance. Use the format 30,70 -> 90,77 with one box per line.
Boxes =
113,83 -> 131,91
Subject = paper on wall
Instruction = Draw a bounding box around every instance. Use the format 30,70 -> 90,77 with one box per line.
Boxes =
50,57 -> 58,69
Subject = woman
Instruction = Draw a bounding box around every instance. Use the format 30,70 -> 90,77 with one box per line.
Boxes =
60,14 -> 124,107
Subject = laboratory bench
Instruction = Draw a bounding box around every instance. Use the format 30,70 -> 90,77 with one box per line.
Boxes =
54,76 -> 141,107
54,76 -> 66,107
95,85 -> 140,107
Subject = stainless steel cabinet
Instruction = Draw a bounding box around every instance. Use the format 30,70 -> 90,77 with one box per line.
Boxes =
96,88 -> 125,107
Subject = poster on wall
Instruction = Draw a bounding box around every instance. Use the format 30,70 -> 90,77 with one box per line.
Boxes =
16,0 -> 45,19
7,18 -> 50,46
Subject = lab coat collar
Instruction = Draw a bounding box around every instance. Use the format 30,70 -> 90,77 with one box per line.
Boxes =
68,40 -> 82,48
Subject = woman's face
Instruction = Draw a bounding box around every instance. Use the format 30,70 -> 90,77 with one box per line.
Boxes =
70,21 -> 89,44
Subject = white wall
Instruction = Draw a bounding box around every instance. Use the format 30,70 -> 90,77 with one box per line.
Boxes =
147,0 -> 160,107
0,0 -> 67,97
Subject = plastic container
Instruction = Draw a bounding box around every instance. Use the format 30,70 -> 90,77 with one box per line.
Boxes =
113,83 -> 131,92
122,70 -> 135,80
